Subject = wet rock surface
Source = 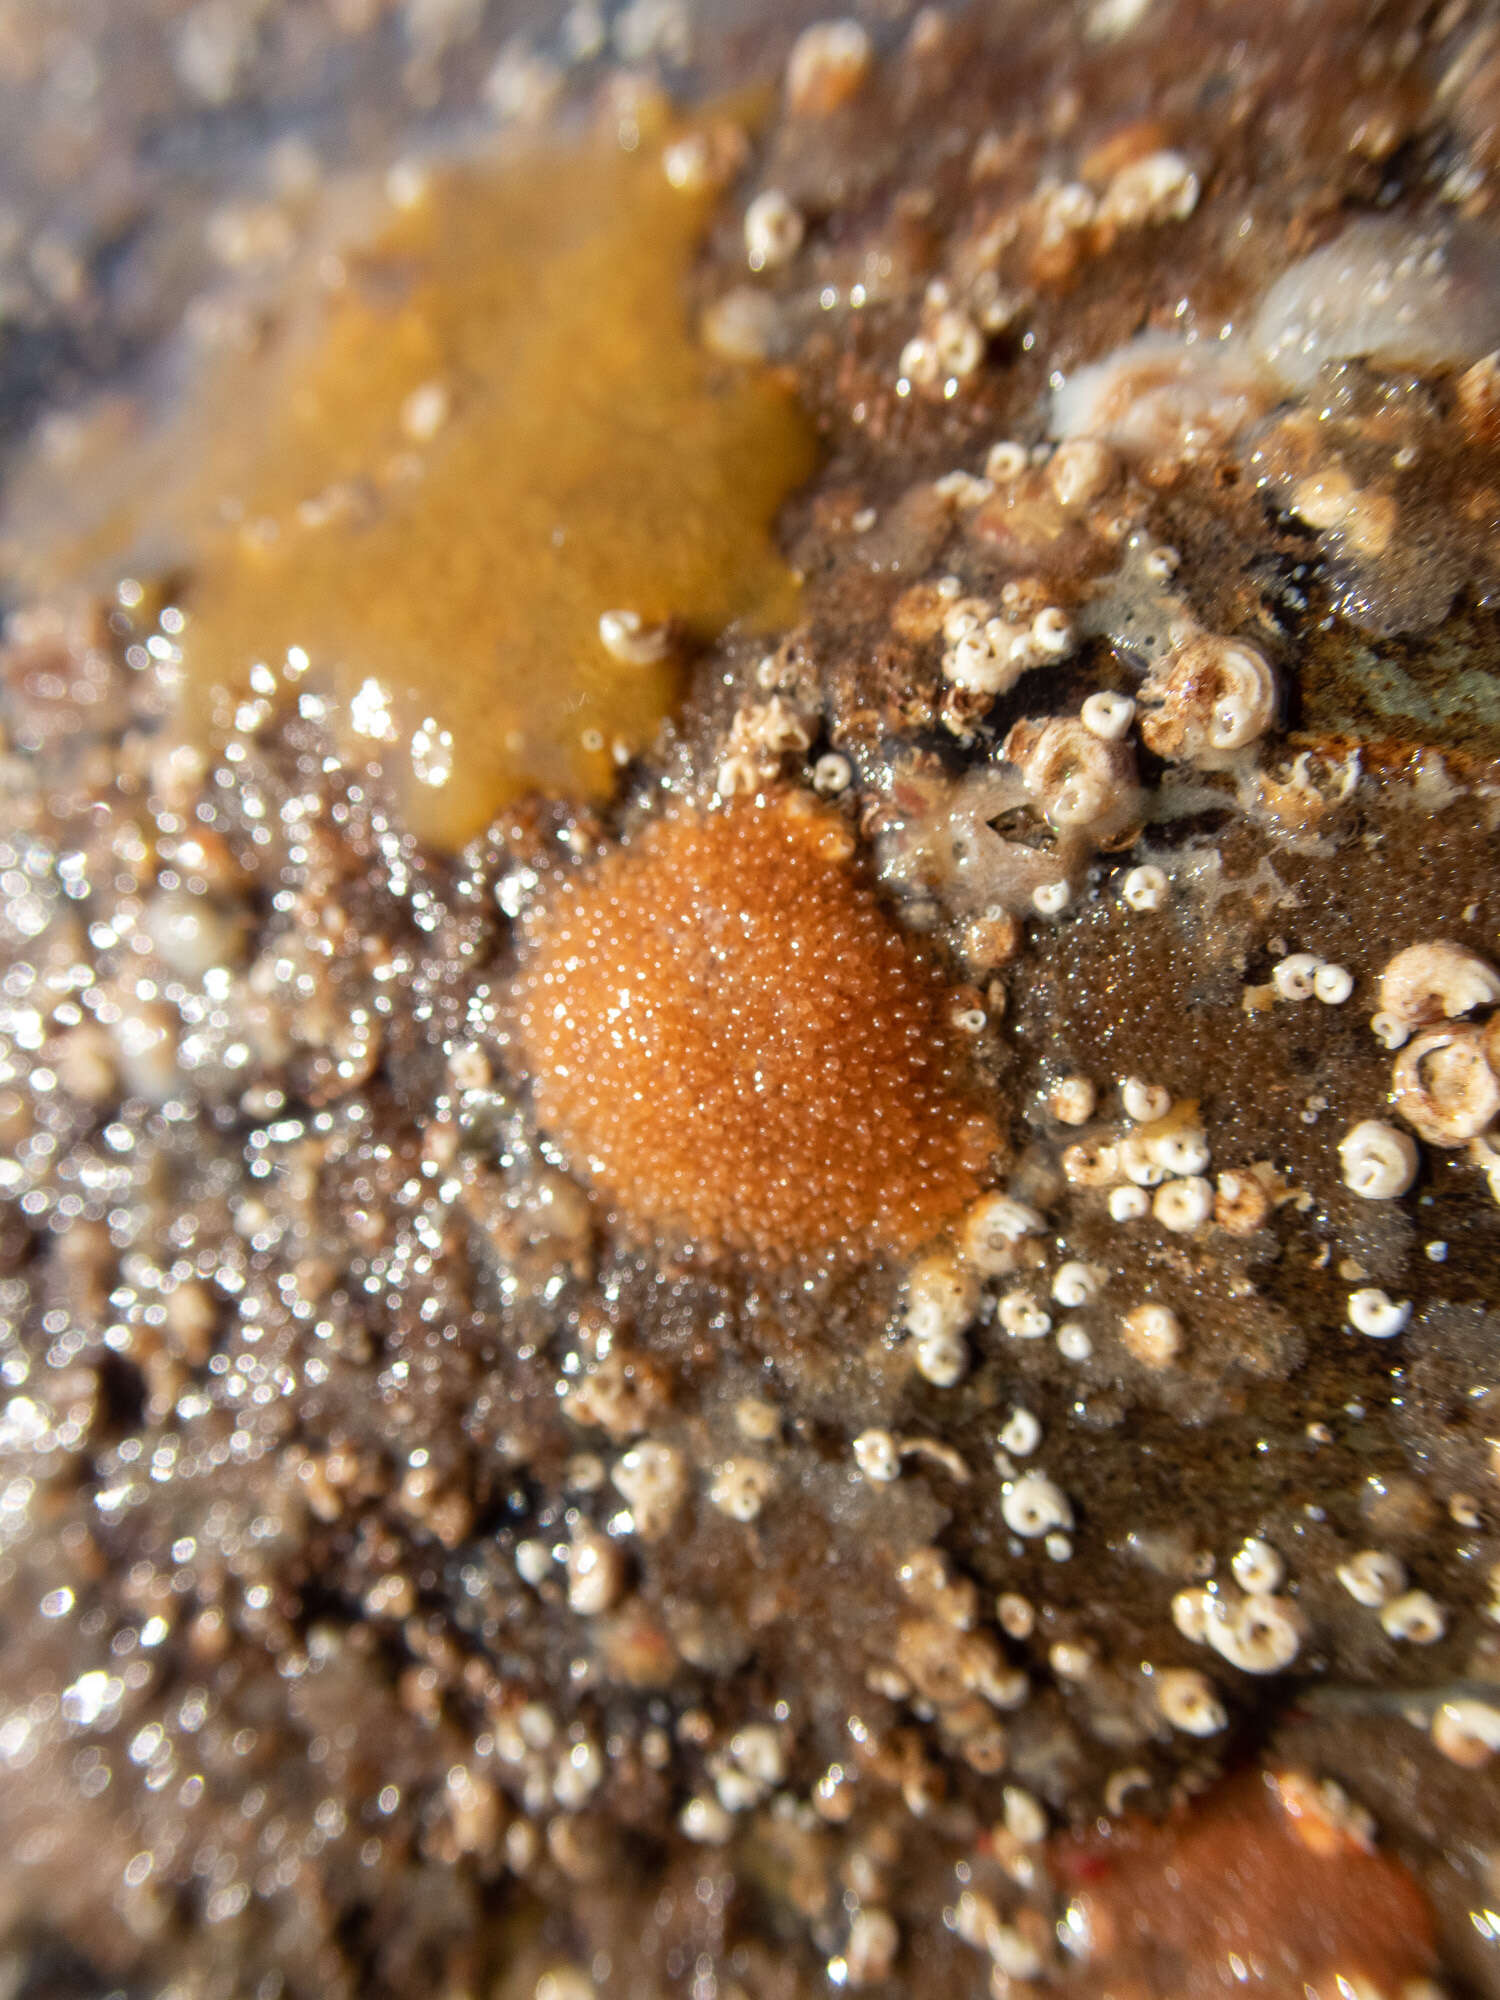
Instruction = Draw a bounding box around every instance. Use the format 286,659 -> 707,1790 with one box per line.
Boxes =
3,2 -> 1500,1998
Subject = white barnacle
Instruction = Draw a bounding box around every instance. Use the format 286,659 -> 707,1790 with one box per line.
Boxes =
1119,1133 -> 1167,1186
598,608 -> 672,665
680,1794 -> 734,1844
1056,1321 -> 1093,1361
914,1330 -> 968,1387
1314,962 -> 1354,1005
745,189 -> 804,271
998,1291 -> 1052,1340
998,1407 -> 1042,1456
1155,1666 -> 1227,1736
1121,864 -> 1168,912
784,17 -> 873,116
1048,436 -> 1117,509
1121,1077 -> 1172,1123
1379,1589 -> 1446,1644
1151,1128 -> 1209,1176
812,751 -> 853,795
1203,1593 -> 1302,1673
1002,1471 -> 1073,1538
960,1192 -> 1044,1275
1230,1538 -> 1284,1596
1051,1260 -> 1103,1308
1081,690 -> 1136,741
1272,953 -> 1321,1002
1432,1697 -> 1500,1768
854,1430 -> 901,1482
1338,1119 -> 1419,1199
1049,1073 -> 1098,1125
1004,714 -> 1140,841
932,309 -> 985,379
985,439 -> 1029,482
1152,1175 -> 1213,1232
1376,940 -> 1500,1043
1098,149 -> 1200,228
904,1251 -> 979,1341
710,1458 -> 775,1522
1391,1024 -> 1500,1145
1108,1183 -> 1150,1222
1347,1287 -> 1411,1338
1171,1587 -> 1215,1644
1336,1548 -> 1405,1608
1031,606 -> 1075,658
1033,879 -> 1071,917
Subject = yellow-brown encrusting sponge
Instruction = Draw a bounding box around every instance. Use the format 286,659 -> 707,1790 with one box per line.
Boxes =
513,796 -> 997,1264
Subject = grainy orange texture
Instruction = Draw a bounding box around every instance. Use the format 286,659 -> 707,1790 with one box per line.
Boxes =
514,798 -> 996,1262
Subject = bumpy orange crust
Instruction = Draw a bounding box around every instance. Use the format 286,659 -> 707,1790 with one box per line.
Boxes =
514,797 -> 996,1263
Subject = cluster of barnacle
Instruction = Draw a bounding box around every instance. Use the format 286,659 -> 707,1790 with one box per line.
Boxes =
1335,941 -> 1500,1223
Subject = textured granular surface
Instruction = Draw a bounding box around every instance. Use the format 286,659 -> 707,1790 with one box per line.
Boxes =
4,1 -> 1500,1998
514,799 -> 994,1261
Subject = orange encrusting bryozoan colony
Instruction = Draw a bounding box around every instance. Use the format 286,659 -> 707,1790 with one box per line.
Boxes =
513,796 -> 997,1263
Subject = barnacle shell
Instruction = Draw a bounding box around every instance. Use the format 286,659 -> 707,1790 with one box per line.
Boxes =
1001,715 -> 1140,844
1376,940 -> 1500,1046
1138,630 -> 1277,769
1389,1023 -> 1500,1145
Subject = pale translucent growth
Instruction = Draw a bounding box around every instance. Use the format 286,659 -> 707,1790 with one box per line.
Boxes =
998,1291 -> 1052,1339
854,1430 -> 901,1483
960,1192 -> 1044,1275
1002,1472 -> 1073,1537
1121,1077 -> 1172,1123
598,607 -> 671,665
1336,1549 -> 1406,1609
1108,1183 -> 1149,1222
1050,331 -> 1266,460
1272,952 -> 1321,1001
1121,864 -> 1168,912
1152,1175 -> 1213,1232
745,189 -> 804,270
1230,1537 -> 1285,1596
1049,1073 -> 1098,1124
998,1407 -> 1042,1456
1313,961 -> 1354,1005
1379,1589 -> 1446,1643
1081,690 -> 1135,741
1392,1024 -> 1500,1144
1253,215 -> 1500,393
1338,1119 -> 1419,1199
1051,1260 -> 1103,1308
785,18 -> 872,115
1377,940 -> 1500,1036
1204,1594 -> 1302,1673
1156,1667 -> 1227,1735
1120,1302 -> 1183,1367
